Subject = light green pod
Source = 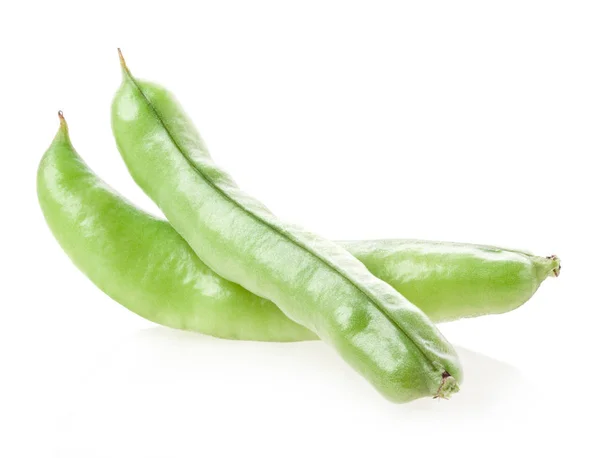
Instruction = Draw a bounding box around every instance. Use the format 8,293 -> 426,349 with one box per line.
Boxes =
38,113 -> 315,342
37,115 -> 560,346
111,52 -> 463,402
345,240 -> 559,323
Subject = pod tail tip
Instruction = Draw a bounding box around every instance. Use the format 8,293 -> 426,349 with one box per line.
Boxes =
117,48 -> 130,75
433,371 -> 459,400
546,254 -> 561,277
57,110 -> 67,131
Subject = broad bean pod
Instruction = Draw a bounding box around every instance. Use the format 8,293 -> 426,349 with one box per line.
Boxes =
111,51 -> 462,402
38,115 -> 560,345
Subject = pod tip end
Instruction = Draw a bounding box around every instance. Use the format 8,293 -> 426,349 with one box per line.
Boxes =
57,110 -> 67,130
117,48 -> 125,65
433,372 -> 459,400
546,255 -> 561,277
117,48 -> 129,74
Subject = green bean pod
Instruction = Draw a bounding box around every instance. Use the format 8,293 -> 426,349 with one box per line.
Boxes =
37,114 -> 560,346
111,52 -> 463,402
38,114 -> 315,342
345,240 -> 559,323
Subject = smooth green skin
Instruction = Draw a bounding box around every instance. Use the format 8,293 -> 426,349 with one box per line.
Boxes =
38,117 -> 314,342
111,61 -> 463,402
37,118 -> 560,345
347,240 -> 559,323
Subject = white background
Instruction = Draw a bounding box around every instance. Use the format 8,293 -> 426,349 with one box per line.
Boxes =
1,1 -> 599,457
